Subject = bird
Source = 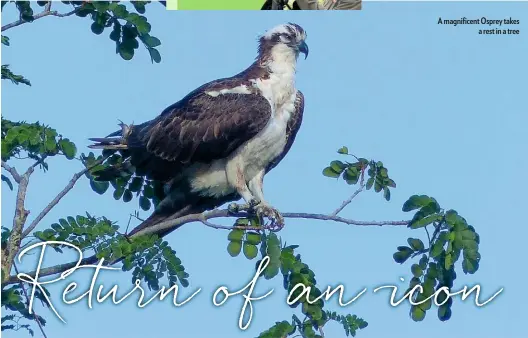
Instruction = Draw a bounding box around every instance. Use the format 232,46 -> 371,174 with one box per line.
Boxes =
88,23 -> 309,238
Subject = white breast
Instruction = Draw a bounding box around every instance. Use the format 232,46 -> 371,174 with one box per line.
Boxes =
240,72 -> 296,180
190,45 -> 299,197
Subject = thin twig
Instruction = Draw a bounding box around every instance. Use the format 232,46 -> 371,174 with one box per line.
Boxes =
331,185 -> 364,216
1,6 -> 80,32
331,165 -> 366,216
21,157 -> 106,238
13,263 -> 48,338
1,161 -> 22,184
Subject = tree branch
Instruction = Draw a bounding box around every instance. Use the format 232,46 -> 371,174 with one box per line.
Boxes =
135,209 -> 409,238
2,160 -> 22,184
1,6 -> 80,32
22,158 -> 106,238
4,208 -> 409,285
2,166 -> 34,281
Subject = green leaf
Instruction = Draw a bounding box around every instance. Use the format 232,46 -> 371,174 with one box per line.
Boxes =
59,139 -> 77,159
393,246 -> 413,264
445,253 -> 454,270
131,1 -> 146,14
90,180 -> 109,195
110,23 -> 122,42
122,189 -> 133,202
337,146 -> 348,154
91,22 -> 104,35
410,305 -> 426,321
119,44 -> 134,61
365,177 -> 374,190
386,178 -> 396,188
245,232 -> 261,245
134,17 -> 151,34
148,47 -> 161,63
445,209 -> 459,225
243,242 -> 258,260
139,196 -> 151,211
407,238 -> 425,251
330,160 -> 346,173
462,257 -> 479,274
383,187 -> 391,201
343,167 -> 359,185
111,4 -> 128,19
438,304 -> 452,321
402,195 -> 437,212
227,241 -> 242,257
45,138 -> 56,151
1,36 -> 9,46
419,254 -> 428,269
410,213 -> 443,229
129,176 -> 143,192
92,1 -> 110,12
430,240 -> 444,258
228,229 -> 244,242
142,34 -> 161,48
411,264 -> 423,278
322,167 -> 340,178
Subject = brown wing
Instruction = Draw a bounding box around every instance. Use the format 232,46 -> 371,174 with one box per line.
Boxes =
122,80 -> 271,180
266,90 -> 305,173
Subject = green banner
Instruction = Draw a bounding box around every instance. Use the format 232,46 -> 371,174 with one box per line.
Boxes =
168,0 -> 265,10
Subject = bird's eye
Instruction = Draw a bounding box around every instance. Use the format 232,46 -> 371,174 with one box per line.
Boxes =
279,34 -> 290,43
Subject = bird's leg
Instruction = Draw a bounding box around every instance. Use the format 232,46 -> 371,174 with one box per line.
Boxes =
226,161 -> 259,213
248,170 -> 285,229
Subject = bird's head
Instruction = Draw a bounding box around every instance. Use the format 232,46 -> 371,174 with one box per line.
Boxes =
258,23 -> 309,63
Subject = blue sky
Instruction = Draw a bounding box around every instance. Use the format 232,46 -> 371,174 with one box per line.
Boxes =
2,2 -> 527,338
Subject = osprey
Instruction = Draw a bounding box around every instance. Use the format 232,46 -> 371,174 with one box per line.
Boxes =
89,23 -> 308,237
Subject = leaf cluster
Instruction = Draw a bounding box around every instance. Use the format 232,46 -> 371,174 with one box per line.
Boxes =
31,212 -> 189,290
226,219 -> 262,260
323,146 -> 396,201
2,1 -> 161,63
1,65 -> 30,86
393,195 -> 481,322
1,283 -> 50,336
1,118 -> 77,164
252,234 -> 368,337
33,213 -> 119,253
82,151 -> 165,212
121,235 -> 190,289
72,1 -> 161,63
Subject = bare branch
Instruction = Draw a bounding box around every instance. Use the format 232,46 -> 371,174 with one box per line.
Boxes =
331,165 -> 367,216
1,160 -> 22,184
1,6 -> 80,32
136,208 -> 408,238
13,263 -> 48,338
22,158 -> 105,238
331,184 -> 364,216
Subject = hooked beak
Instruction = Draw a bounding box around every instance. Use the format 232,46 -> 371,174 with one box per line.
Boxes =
298,40 -> 309,60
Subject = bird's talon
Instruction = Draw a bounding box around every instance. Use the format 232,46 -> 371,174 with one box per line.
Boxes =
249,198 -> 261,209
228,203 -> 240,214
254,204 -> 284,230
